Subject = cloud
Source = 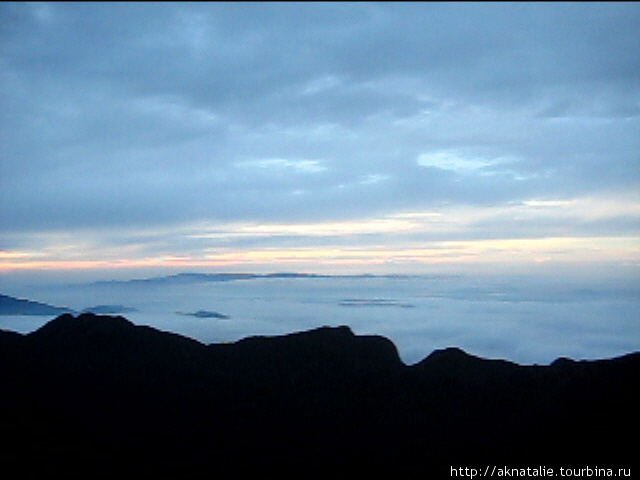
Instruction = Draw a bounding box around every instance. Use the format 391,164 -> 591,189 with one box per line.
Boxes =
1,2 -> 639,272
234,158 -> 327,174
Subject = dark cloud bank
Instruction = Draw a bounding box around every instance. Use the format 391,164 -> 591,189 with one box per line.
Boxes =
1,2 -> 638,240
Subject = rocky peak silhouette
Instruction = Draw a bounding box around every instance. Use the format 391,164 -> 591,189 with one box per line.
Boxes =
1,313 -> 637,476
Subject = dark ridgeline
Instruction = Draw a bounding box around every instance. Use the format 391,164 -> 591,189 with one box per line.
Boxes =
1,313 -> 637,477
0,293 -> 75,316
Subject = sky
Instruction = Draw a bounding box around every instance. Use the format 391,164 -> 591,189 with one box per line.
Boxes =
1,2 -> 639,279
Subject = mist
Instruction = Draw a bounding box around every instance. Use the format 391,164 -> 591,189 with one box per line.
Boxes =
1,270 -> 638,365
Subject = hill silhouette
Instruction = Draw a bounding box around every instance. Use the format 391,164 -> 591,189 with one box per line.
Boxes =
1,313 -> 637,477
0,293 -> 74,315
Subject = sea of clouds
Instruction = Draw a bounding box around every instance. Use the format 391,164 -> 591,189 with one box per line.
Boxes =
1,271 -> 639,365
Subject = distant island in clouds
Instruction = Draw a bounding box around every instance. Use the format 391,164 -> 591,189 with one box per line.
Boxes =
90,271 -> 421,286
176,309 -> 230,319
92,271 -> 322,285
81,305 -> 138,315
0,293 -> 74,316
0,293 -> 136,316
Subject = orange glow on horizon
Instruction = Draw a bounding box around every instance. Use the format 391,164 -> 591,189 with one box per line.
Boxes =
1,236 -> 638,273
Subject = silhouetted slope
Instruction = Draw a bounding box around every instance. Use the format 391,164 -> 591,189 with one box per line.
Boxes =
0,293 -> 74,315
1,313 -> 637,477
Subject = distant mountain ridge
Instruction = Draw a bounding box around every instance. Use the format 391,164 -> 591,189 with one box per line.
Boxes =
0,293 -> 74,316
0,293 -> 135,316
176,309 -> 229,319
1,313 -> 637,476
90,271 -> 427,286
81,305 -> 137,314
92,272 -> 327,286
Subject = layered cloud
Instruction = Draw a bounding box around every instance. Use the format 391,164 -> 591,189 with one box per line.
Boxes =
1,2 -> 639,273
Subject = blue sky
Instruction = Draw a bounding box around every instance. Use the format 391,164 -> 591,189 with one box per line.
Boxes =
1,2 -> 639,277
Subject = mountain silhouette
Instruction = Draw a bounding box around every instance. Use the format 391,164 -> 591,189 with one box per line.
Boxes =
0,293 -> 74,315
1,313 -> 637,477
